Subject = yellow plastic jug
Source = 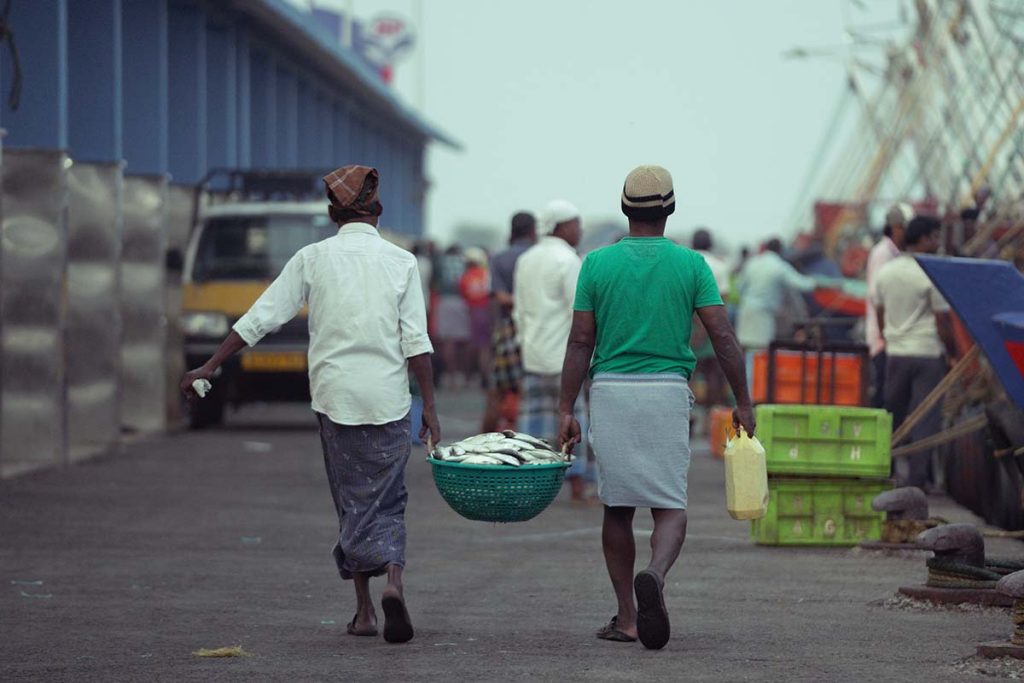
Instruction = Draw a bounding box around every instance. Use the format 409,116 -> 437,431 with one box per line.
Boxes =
724,428 -> 770,520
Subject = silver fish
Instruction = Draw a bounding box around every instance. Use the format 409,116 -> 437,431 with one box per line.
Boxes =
486,453 -> 521,467
502,439 -> 536,451
459,433 -> 506,446
502,431 -> 556,451
461,454 -> 505,465
459,443 -> 497,454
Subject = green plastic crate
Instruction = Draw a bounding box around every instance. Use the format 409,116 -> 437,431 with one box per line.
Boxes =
755,404 -> 893,478
751,477 -> 891,546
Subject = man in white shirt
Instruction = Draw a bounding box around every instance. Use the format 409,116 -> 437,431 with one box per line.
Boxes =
865,203 -> 910,407
873,216 -> 959,489
514,199 -> 589,501
735,238 -> 818,384
181,166 -> 439,644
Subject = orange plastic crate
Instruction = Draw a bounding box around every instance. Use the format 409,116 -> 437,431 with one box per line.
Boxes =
708,406 -> 734,459
752,350 -> 865,406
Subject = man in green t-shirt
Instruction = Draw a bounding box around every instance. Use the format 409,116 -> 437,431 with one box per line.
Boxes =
558,165 -> 755,650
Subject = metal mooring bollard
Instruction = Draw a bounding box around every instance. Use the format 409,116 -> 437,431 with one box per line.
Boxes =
977,570 -> 1024,659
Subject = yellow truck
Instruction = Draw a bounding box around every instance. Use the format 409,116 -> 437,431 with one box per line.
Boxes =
181,197 -> 336,427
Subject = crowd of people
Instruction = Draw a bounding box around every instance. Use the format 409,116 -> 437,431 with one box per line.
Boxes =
410,192 -> 991,500
181,162 -> 1004,650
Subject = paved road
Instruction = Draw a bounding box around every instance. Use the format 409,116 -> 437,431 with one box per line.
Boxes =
2,390 -> 1022,681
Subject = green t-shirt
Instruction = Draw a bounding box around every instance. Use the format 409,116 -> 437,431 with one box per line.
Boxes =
573,237 -> 723,378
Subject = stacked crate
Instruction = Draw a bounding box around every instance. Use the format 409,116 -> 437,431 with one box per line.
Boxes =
749,343 -> 893,546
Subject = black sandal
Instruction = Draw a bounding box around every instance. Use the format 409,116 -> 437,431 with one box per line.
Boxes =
596,616 -> 637,642
634,570 -> 670,650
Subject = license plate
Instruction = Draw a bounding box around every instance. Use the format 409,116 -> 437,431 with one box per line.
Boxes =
241,351 -> 307,372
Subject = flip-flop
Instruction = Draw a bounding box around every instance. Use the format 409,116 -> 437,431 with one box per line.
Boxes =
634,570 -> 670,650
381,593 -> 414,644
596,616 -> 637,643
346,613 -> 378,637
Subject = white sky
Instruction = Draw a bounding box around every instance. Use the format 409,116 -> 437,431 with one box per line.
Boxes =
304,0 -> 903,251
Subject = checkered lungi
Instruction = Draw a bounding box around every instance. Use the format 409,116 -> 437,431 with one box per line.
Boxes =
518,372 -> 590,478
491,314 -> 524,393
317,412 -> 411,580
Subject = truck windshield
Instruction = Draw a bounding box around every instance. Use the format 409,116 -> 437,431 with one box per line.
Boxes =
192,214 -> 336,281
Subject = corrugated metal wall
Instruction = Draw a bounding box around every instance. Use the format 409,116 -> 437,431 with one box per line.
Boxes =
66,162 -> 123,460
0,0 -> 448,476
0,150 -> 69,477
121,174 -> 168,433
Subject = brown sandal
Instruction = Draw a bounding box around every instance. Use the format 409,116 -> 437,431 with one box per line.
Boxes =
596,616 -> 637,642
346,613 -> 378,637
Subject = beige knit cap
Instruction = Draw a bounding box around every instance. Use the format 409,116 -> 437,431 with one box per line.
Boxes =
621,165 -> 676,219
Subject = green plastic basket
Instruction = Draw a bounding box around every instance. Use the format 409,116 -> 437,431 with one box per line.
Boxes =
427,457 -> 570,523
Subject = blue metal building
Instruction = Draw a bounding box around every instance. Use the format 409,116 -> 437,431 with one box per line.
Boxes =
0,0 -> 456,477
1,0 -> 454,236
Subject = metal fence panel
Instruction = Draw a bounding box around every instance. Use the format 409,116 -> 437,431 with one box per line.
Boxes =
164,183 -> 194,426
121,174 -> 168,433
66,161 -> 123,460
1,149 -> 69,477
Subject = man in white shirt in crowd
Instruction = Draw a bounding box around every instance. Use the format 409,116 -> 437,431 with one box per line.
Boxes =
735,237 -> 818,381
514,199 -> 590,502
181,165 -> 440,645
865,203 -> 911,407
873,215 -> 959,490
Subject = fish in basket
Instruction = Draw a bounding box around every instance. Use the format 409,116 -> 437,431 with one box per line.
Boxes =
427,430 -> 573,523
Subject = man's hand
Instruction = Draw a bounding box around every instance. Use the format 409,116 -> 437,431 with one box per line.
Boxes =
558,412 -> 581,453
180,365 -> 213,400
420,404 -> 441,447
733,402 -> 756,437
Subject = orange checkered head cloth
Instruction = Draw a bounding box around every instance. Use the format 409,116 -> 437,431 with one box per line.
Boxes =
322,165 -> 383,222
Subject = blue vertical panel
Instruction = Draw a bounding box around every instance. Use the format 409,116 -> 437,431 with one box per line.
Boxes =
205,21 -> 237,170
167,1 -> 207,184
122,0 -> 168,174
347,113 -> 364,164
236,26 -> 251,168
275,65 -> 298,167
68,0 -> 122,160
332,101 -> 349,165
249,49 -> 276,167
296,79 -> 316,167
316,93 -> 333,168
2,0 -> 68,148
411,143 -> 425,236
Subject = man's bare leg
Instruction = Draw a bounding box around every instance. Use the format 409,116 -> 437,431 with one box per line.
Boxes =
647,508 -> 688,580
481,387 -> 502,432
633,508 -> 687,649
350,572 -> 377,634
602,506 -> 638,638
568,475 -> 586,502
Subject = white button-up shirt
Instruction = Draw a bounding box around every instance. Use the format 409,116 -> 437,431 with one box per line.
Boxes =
233,223 -> 433,425
513,235 -> 582,374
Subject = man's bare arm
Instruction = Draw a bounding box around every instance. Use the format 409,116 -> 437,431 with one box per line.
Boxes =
558,311 -> 596,450
408,353 -> 441,446
180,330 -> 248,397
875,304 -> 886,345
935,311 -> 960,361
696,304 -> 756,435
